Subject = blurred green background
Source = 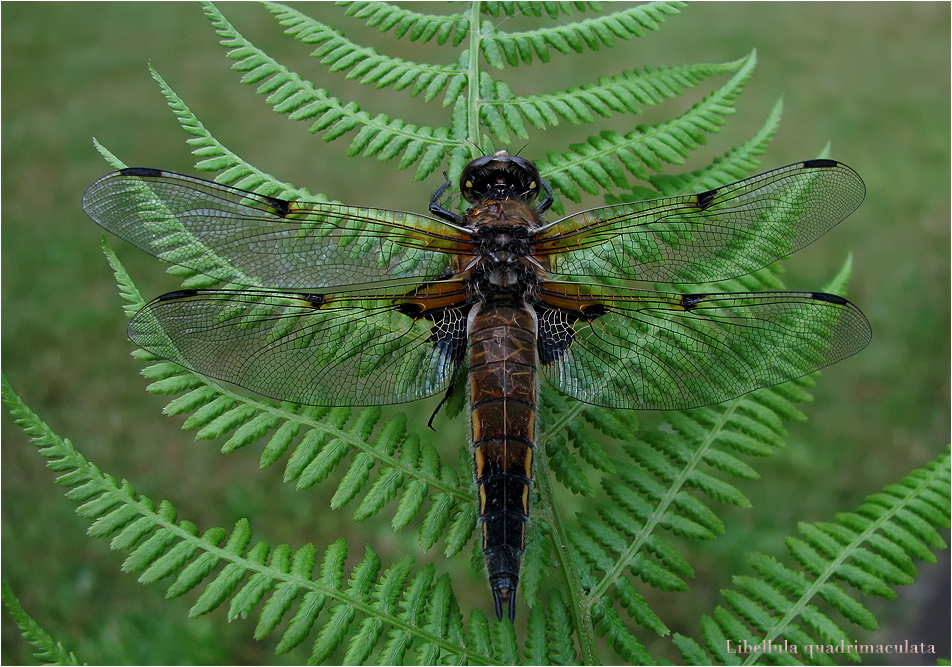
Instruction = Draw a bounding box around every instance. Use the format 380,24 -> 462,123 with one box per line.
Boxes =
2,2 -> 948,664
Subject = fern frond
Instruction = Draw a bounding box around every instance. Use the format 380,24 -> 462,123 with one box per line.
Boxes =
266,2 -> 466,104
675,448 -> 951,663
98,245 -> 474,558
339,1 -> 470,46
160,371 -> 469,552
202,2 -> 458,181
101,236 -> 146,318
1,375 -> 501,663
480,1 -> 686,66
1,581 -> 82,666
488,57 -> 749,133
538,50 -> 758,202
150,66 -> 313,199
481,1 -> 604,20
636,91 -> 783,198
11,3 -> 929,663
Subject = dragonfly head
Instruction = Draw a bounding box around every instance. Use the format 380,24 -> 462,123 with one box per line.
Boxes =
460,150 -> 542,206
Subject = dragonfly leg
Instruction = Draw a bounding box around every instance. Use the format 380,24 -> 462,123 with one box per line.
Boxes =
429,172 -> 461,223
536,177 -> 554,214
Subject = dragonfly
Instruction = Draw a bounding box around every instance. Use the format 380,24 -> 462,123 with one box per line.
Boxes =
83,151 -> 871,621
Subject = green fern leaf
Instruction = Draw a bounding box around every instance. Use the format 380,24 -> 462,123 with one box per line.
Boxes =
201,2 -> 457,181
482,1 -> 685,65
678,449 -> 951,662
195,404 -> 258,441
595,603 -> 653,664
191,541 -> 261,617
499,58 -> 751,133
490,617 -> 518,663
229,545 -> 287,621
254,552 -> 312,638
418,488 -> 455,551
546,429 -> 596,496
139,532 -> 201,584
267,2 -> 462,101
539,52 -> 757,201
2,583 -> 82,666
340,1 -> 470,46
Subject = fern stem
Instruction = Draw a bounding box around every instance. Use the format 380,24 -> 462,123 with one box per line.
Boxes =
534,431 -> 600,663
215,389 -> 470,501
465,2 -> 482,147
592,400 -> 740,601
741,461 -> 949,666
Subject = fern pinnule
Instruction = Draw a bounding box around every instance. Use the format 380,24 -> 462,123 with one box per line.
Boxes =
266,2 -> 463,103
1,583 -> 82,666
489,57 -> 750,135
339,1 -> 470,47
202,2 -> 457,181
480,1 -> 686,67
675,450 -> 951,663
538,52 -> 757,202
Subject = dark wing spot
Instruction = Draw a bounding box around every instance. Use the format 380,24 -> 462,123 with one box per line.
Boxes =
696,188 -> 717,209
396,302 -> 424,317
811,291 -> 847,305
300,293 -> 326,307
802,158 -> 838,169
680,293 -> 706,310
580,303 -> 607,320
262,195 -> 292,217
157,289 -> 199,301
120,167 -> 164,177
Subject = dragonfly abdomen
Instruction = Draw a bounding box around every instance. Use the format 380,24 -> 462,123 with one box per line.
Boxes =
467,304 -> 538,622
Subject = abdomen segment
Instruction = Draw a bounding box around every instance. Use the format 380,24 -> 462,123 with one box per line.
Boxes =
467,304 -> 538,621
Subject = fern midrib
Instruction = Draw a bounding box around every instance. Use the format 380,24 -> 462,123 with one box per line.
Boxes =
538,54 -> 754,183
534,409 -> 599,663
3,371 -> 492,664
139,498 -> 491,662
466,3 -> 483,146
740,461 -> 949,666
211,389 -> 470,500
590,400 -> 742,601
480,66 -> 694,108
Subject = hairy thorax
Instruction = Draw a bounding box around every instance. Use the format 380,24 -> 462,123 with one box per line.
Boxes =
464,199 -> 547,302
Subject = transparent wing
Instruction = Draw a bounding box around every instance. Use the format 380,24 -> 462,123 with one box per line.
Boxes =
537,282 -> 871,410
83,168 -> 473,289
128,283 -> 469,406
533,160 -> 865,284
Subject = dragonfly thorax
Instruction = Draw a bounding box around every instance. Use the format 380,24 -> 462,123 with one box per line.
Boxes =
467,251 -> 542,303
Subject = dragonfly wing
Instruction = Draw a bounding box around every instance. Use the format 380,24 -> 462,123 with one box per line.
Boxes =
129,282 -> 469,406
83,168 -> 472,289
537,282 -> 871,410
534,160 -> 865,284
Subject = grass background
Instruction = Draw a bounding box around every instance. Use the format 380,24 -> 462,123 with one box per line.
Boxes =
2,2 -> 949,664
